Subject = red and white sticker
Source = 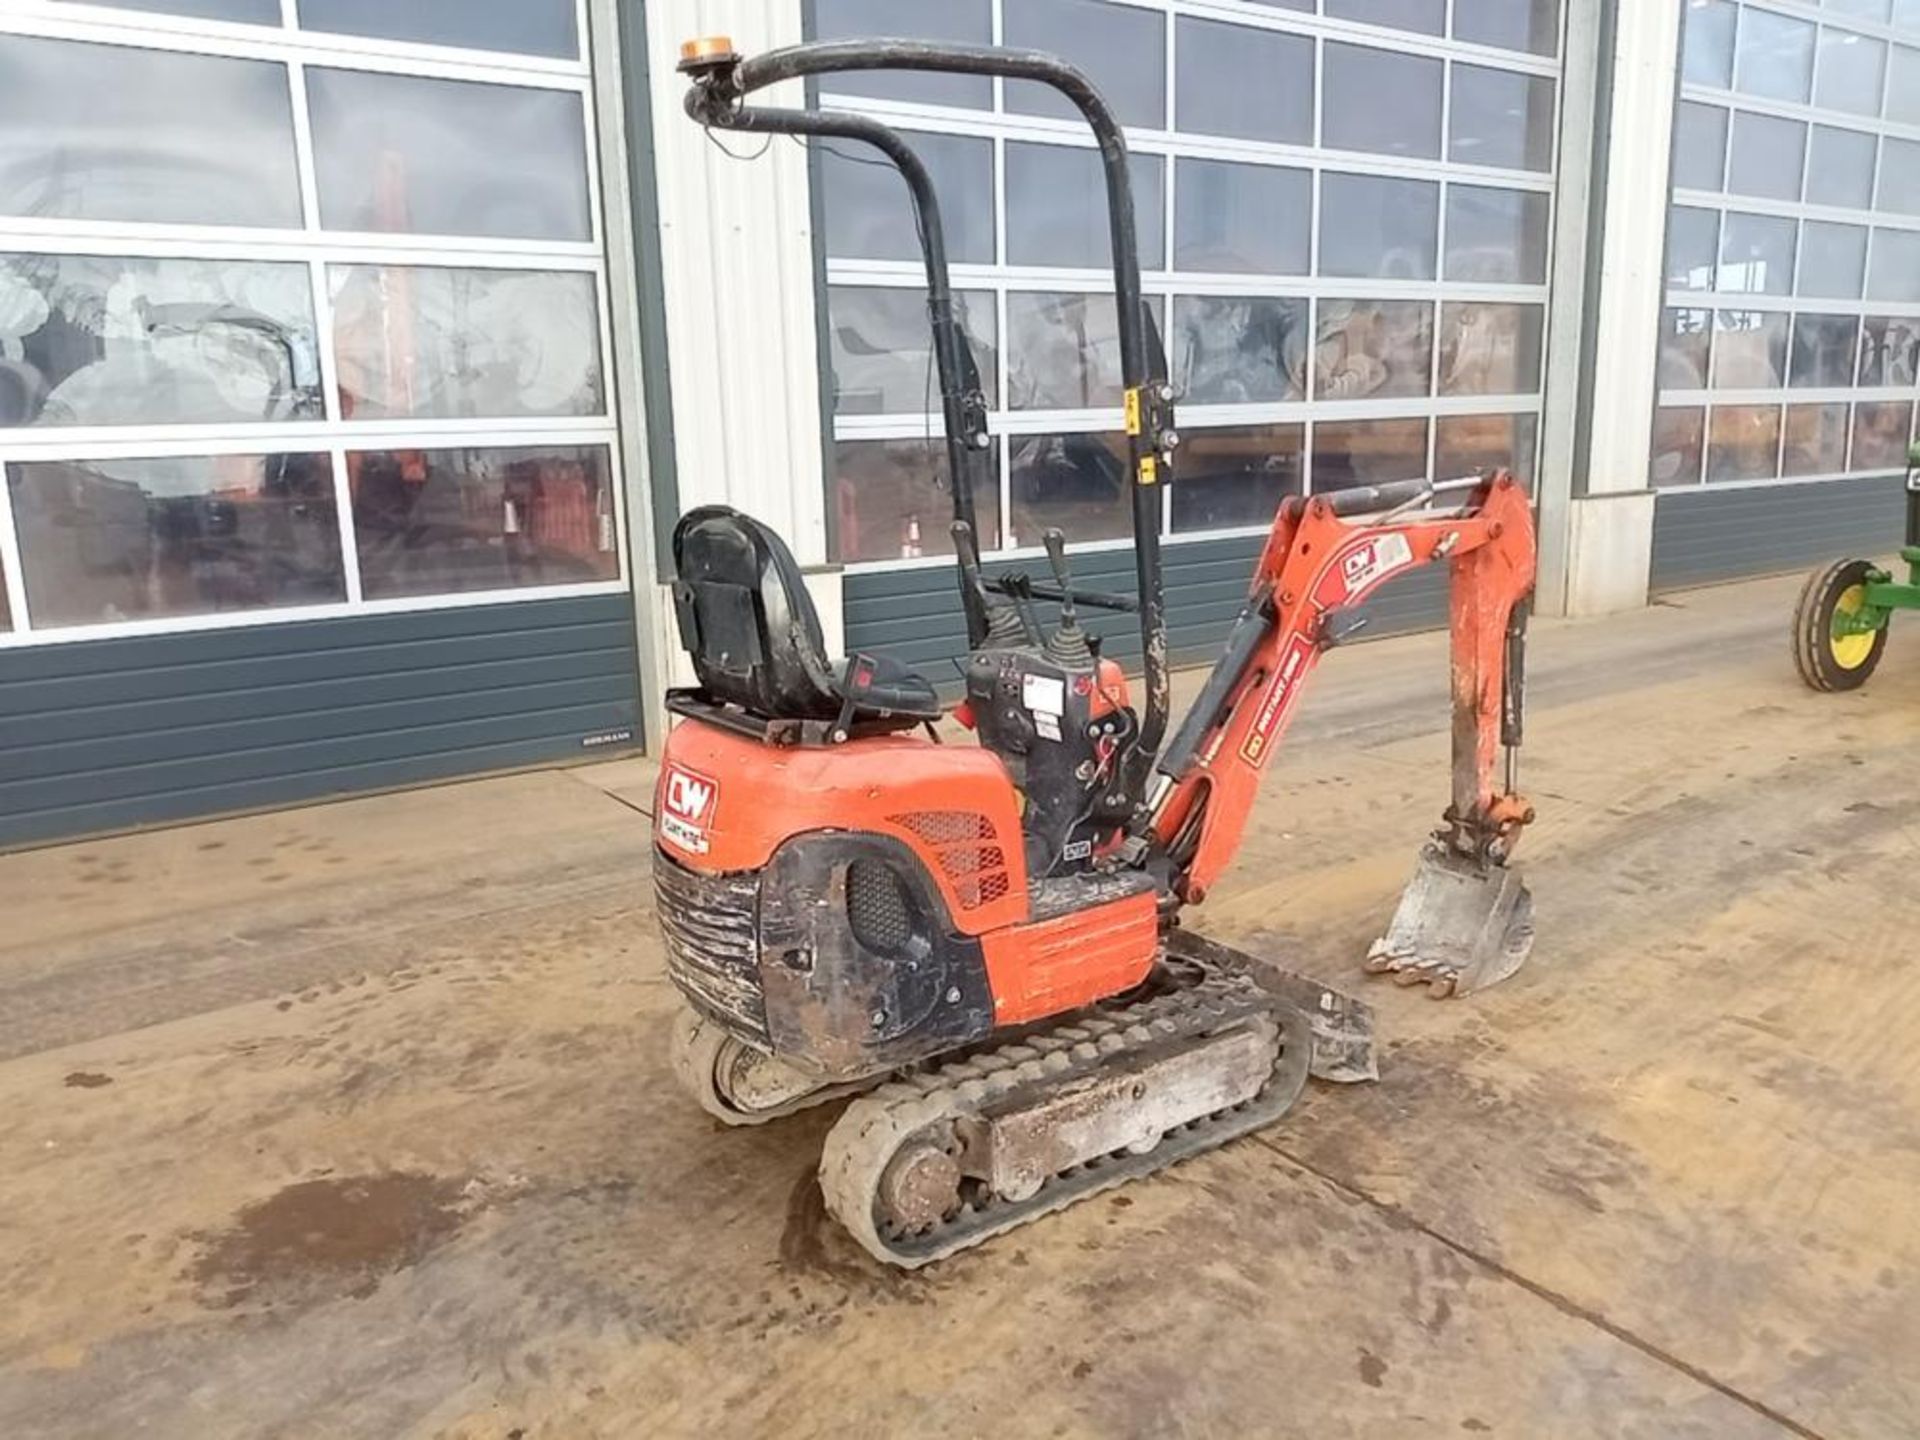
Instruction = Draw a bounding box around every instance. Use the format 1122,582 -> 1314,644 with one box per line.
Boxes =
658,763 -> 720,856
1239,632 -> 1317,768
1317,532 -> 1416,608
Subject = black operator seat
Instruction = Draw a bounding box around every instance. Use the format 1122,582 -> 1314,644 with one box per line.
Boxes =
671,506 -> 943,725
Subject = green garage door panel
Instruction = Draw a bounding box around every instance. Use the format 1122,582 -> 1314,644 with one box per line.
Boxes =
1652,476 -> 1908,593
844,535 -> 1447,677
0,595 -> 641,850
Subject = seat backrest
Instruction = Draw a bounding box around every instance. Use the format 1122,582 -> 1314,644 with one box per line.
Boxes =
671,506 -> 842,719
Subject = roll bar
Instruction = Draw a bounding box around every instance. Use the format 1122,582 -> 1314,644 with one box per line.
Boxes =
681,36 -> 1176,771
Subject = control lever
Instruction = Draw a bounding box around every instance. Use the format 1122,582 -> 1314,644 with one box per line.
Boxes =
1041,527 -> 1092,664
954,519 -> 1019,646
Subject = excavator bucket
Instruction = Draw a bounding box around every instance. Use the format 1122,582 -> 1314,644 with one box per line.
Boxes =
1366,842 -> 1534,999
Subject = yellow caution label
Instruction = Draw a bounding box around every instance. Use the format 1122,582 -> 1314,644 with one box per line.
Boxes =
1138,455 -> 1159,487
1123,387 -> 1143,436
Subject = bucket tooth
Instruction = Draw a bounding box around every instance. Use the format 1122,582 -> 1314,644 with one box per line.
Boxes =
1367,842 -> 1534,999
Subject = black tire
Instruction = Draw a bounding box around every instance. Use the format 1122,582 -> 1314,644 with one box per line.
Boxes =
1792,558 -> 1889,692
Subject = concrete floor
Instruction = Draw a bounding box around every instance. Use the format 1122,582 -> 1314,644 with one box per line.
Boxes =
1,571 -> 1917,1439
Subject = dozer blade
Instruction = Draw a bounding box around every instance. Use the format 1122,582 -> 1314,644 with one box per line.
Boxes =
1164,928 -> 1377,1083
1366,842 -> 1534,999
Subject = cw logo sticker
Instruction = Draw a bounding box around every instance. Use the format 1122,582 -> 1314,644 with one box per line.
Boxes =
658,764 -> 720,855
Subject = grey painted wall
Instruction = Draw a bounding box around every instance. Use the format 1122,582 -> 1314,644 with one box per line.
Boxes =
0,595 -> 642,850
1651,476 -> 1907,593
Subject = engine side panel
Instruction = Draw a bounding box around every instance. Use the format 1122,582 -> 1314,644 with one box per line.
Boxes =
980,890 -> 1160,1026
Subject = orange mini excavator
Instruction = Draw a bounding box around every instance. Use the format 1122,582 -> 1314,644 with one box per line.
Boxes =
657,36 -> 1540,1266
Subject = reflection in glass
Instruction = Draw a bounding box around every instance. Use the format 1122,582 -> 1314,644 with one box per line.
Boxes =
0,254 -> 321,428
1789,314 -> 1860,389
1807,126 -> 1877,209
1683,0 -> 1737,88
1711,311 -> 1788,389
1672,103 -> 1729,192
1323,44 -> 1443,160
1438,304 -> 1544,396
827,287 -> 998,417
1449,65 -> 1555,172
0,34 -> 301,228
0,554 -> 10,631
1658,308 -> 1712,389
1326,0 -> 1444,34
1171,297 -> 1308,405
297,0 -> 578,57
308,69 -> 590,241
63,0 -> 279,20
1815,28 -> 1886,118
1007,146 -> 1164,271
1717,213 -> 1796,296
1436,413 -> 1539,485
1707,405 -> 1781,482
1799,222 -> 1868,301
1320,174 -> 1439,280
1667,207 -> 1720,291
11,453 -> 341,627
1853,402 -> 1915,471
331,267 -> 603,421
1446,186 -> 1551,284
1782,404 -> 1849,478
1727,112 -> 1805,202
1652,407 -> 1706,487
350,446 -> 618,600
1312,418 -> 1429,493
1172,425 -> 1303,532
1891,45 -> 1920,126
1316,301 -> 1434,401
1453,0 -> 1560,56
811,0 -> 992,108
1859,315 -> 1920,385
1176,18 -> 1313,145
1005,0 -> 1166,129
1882,138 -> 1920,215
1008,293 -> 1161,411
1174,160 -> 1310,275
1868,229 -> 1920,302
1735,9 -> 1815,103
820,134 -> 993,265
1009,432 -> 1131,545
832,439 -> 1001,562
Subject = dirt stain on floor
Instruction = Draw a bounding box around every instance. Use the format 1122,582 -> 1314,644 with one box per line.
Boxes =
191,1172 -> 466,1308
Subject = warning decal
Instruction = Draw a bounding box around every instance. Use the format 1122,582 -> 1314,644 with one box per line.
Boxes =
1239,633 -> 1318,768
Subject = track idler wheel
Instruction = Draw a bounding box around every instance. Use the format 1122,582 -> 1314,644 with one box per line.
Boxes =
669,1009 -> 876,1127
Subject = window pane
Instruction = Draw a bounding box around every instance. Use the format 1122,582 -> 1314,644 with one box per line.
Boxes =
1171,296 -> 1308,404
1711,311 -> 1789,388
1891,47 -> 1920,126
1815,28 -> 1887,117
1172,424 -> 1303,532
11,453 -> 341,627
1828,0 -> 1891,20
1658,307 -> 1712,389
831,439 -> 1001,562
1736,9 -> 1815,102
1007,145 -> 1164,271
1799,222 -> 1868,299
1438,304 -> 1545,396
61,0 -> 279,20
1436,412 -> 1540,484
1174,159 -> 1310,275
1718,213 -> 1796,296
351,445 -> 619,600
1707,405 -> 1782,481
1326,0 -> 1444,34
1684,0 -> 1737,87
1455,0 -> 1560,55
810,0 -> 992,108
1323,44 -> 1443,159
1673,102 -> 1728,192
1652,407 -> 1706,486
1321,174 -> 1440,280
1880,137 -> 1920,214
296,0 -> 577,57
330,267 -> 605,421
1854,402 -> 1915,469
1728,112 -> 1806,202
1008,292 -> 1162,410
820,133 -> 993,265
1668,207 -> 1721,291
1005,0 -> 1166,129
1313,418 -> 1430,493
1446,185 -> 1550,284
1806,126 -> 1877,209
1315,301 -> 1435,401
0,555 -> 10,632
308,70 -> 589,241
1791,313 -> 1862,387
0,254 -> 320,428
826,286 -> 998,416
1782,403 -> 1850,477
1009,432 -> 1131,545
0,35 -> 300,228
1868,229 -> 1920,301
1449,64 -> 1555,172
1176,18 -> 1313,145
1898,0 -> 1920,25
1859,315 -> 1920,384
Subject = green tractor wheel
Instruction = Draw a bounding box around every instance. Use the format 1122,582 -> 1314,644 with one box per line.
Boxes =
1793,558 -> 1890,692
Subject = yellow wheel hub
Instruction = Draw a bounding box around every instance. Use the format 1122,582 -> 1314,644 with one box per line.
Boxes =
1830,584 -> 1878,670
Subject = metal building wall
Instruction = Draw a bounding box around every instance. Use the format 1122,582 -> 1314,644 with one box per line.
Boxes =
1650,475 -> 1906,593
